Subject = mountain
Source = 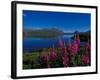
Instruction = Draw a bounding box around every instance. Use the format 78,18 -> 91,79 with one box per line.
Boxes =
71,30 -> 91,41
23,28 -> 63,38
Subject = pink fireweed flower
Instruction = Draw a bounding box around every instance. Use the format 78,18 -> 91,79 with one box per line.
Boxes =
63,47 -> 67,54
70,40 -> 78,55
81,54 -> 90,65
62,42 -> 69,67
62,55 -> 69,67
48,48 -> 57,61
58,37 -> 63,48
67,35 -> 79,55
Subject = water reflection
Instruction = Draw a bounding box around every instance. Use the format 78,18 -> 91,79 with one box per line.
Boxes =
23,35 -> 73,53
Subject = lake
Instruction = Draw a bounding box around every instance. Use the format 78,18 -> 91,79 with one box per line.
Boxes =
23,35 -> 73,53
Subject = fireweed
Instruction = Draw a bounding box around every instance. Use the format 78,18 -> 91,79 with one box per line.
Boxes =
36,34 -> 90,68
70,40 -> 79,56
48,48 -> 57,62
62,45 -> 69,67
81,54 -> 90,65
68,34 -> 80,56
68,34 -> 80,66
81,39 -> 90,65
58,37 -> 63,48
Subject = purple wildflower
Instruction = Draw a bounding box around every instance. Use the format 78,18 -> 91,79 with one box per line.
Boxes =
62,42 -> 69,67
48,48 -> 57,62
58,37 -> 63,48
82,54 -> 90,65
70,40 -> 78,56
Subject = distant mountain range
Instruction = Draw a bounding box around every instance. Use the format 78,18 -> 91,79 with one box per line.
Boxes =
23,28 -> 90,39
71,30 -> 90,41
23,28 -> 63,38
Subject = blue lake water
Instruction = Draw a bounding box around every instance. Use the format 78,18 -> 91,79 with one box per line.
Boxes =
23,35 -> 73,53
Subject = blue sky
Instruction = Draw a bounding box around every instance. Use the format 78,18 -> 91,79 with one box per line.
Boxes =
23,10 -> 90,32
